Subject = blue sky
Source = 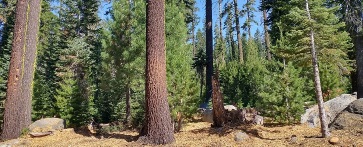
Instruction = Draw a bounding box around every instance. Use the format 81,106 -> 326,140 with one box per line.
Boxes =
97,0 -> 263,38
194,0 -> 263,38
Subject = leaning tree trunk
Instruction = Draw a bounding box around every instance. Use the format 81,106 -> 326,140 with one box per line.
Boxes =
1,0 -> 41,140
138,0 -> 175,145
205,0 -> 213,106
262,8 -> 272,60
233,0 -> 243,64
305,0 -> 330,138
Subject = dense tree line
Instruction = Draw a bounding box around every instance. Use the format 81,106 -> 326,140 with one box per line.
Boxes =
0,0 -> 362,144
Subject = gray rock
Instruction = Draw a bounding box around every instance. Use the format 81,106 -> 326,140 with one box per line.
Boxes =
201,109 -> 214,123
253,115 -> 264,125
0,139 -> 29,147
347,99 -> 363,115
0,139 -> 19,147
29,118 -> 65,133
234,132 -> 249,142
301,94 -> 357,127
224,105 -> 237,111
330,111 -> 363,130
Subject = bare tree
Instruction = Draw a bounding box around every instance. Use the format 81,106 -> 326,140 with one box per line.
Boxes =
305,0 -> 329,137
138,0 -> 175,145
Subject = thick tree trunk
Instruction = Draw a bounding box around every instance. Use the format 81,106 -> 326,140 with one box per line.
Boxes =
138,0 -> 175,145
354,35 -> 363,99
1,0 -> 41,140
22,0 -> 41,127
233,0 -> 243,64
305,0 -> 329,138
205,0 -> 213,105
263,9 -> 272,60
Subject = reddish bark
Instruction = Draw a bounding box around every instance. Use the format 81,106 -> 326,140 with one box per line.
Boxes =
1,0 -> 41,140
138,0 -> 175,145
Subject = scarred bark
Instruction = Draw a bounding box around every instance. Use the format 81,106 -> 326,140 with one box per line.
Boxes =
1,0 -> 41,140
212,73 -> 225,128
138,0 -> 175,145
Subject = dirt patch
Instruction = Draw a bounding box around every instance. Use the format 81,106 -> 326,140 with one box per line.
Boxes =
7,121 -> 363,146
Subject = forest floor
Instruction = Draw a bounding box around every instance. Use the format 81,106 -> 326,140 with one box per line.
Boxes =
5,120 -> 363,147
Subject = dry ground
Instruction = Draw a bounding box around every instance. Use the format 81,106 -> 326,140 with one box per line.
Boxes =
4,121 -> 363,147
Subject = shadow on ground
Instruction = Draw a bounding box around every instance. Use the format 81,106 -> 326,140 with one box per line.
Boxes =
73,127 -> 139,142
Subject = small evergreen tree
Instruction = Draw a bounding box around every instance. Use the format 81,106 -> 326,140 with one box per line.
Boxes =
257,62 -> 309,124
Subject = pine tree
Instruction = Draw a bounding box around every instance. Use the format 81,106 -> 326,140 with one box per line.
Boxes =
214,24 -> 226,69
222,3 -> 236,62
242,0 -> 257,39
101,0 -> 146,125
261,0 -> 272,60
139,0 -> 175,144
257,62 -> 309,124
56,37 -> 93,127
165,0 -> 200,126
56,0 -> 102,124
339,0 -> 363,98
233,0 -> 244,63
204,0 -> 213,108
193,29 -> 206,101
32,0 -> 61,120
1,0 -> 41,139
273,0 -> 352,100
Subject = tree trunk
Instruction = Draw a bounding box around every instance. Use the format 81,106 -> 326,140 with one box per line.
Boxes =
218,0 -> 223,39
354,35 -> 363,99
205,0 -> 213,105
263,8 -> 272,60
192,8 -> 196,56
22,0 -> 41,127
124,83 -> 131,125
247,4 -> 251,39
1,0 -> 41,140
212,73 -> 225,128
229,31 -> 236,61
305,0 -> 330,138
233,0 -> 243,64
138,0 -> 175,145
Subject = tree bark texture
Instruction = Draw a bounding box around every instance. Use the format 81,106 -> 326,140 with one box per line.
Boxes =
305,0 -> 330,138
212,73 -> 225,128
138,0 -> 175,145
354,35 -> 363,99
205,0 -> 213,105
234,0 -> 243,64
2,0 -> 41,140
263,9 -> 272,60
